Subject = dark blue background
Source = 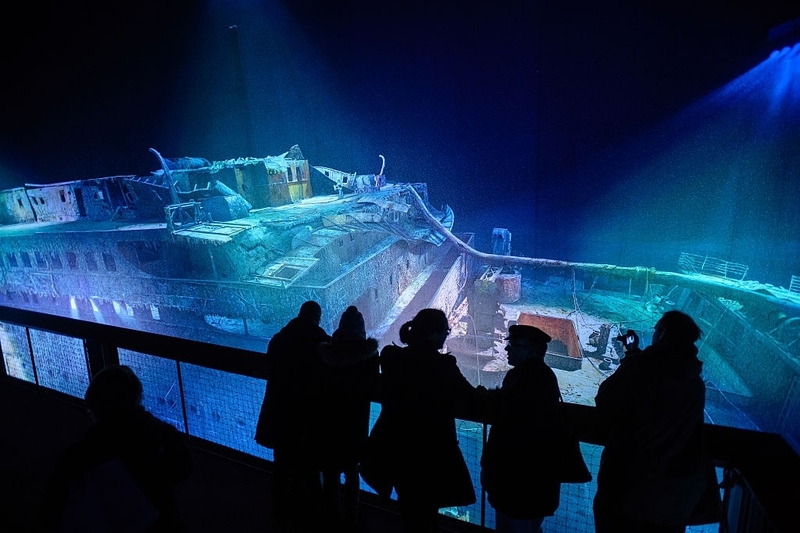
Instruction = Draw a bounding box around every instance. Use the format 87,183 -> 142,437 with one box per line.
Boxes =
2,1 -> 799,284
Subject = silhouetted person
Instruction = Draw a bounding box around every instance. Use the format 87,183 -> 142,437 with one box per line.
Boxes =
255,300 -> 331,531
480,325 -> 563,533
313,306 -> 379,531
594,310 -> 709,533
41,365 -> 192,533
369,308 -> 477,533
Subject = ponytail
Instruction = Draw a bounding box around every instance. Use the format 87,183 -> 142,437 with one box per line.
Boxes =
399,321 -> 413,345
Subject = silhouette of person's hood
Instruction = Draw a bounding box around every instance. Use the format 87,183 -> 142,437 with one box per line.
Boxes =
320,337 -> 378,367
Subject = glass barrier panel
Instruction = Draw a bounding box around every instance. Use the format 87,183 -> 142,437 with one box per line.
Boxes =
538,442 -> 603,533
29,329 -> 88,398
0,321 -> 35,383
441,419 -> 484,526
481,443 -> 720,533
359,402 -> 387,496
118,348 -> 186,433
180,362 -> 271,461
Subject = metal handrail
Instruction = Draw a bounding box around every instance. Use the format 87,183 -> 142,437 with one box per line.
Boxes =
1,305 -> 798,532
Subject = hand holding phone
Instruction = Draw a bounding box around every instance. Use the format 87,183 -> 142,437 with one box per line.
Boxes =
616,329 -> 640,352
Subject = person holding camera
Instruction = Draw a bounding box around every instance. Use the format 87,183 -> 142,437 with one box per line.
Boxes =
616,329 -> 642,361
593,311 -> 710,533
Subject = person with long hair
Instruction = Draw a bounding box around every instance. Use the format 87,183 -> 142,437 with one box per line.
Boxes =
368,308 -> 477,532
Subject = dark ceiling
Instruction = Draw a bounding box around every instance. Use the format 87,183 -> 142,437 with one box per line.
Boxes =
1,1 -> 799,184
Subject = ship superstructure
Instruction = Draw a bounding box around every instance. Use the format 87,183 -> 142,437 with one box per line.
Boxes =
0,146 -> 458,346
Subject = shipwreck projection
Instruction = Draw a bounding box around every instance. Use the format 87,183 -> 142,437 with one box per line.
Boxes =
1,2 -> 799,498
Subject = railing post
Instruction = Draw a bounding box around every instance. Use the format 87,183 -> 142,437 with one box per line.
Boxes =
24,326 -> 40,386
84,339 -> 119,379
175,361 -> 191,437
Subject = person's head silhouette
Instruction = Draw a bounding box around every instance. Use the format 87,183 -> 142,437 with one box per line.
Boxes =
652,310 -> 702,348
334,306 -> 366,341
399,308 -> 450,350
85,365 -> 143,421
298,300 -> 322,326
504,324 -> 551,366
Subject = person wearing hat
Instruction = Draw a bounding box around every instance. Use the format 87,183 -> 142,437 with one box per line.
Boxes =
480,324 -> 563,533
312,305 -> 379,530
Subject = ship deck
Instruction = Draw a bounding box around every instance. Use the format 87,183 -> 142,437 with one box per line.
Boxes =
0,219 -> 164,236
0,184 -> 432,240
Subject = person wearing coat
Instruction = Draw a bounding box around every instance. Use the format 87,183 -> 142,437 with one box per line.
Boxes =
41,365 -> 192,533
254,300 -> 331,530
593,310 -> 709,533
480,324 -> 563,533
366,308 -> 477,533
313,305 -> 379,529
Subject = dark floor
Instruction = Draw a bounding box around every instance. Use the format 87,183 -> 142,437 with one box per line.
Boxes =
0,377 -> 487,533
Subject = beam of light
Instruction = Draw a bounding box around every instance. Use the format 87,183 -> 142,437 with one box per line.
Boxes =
573,39 -> 800,288
113,300 -> 137,327
90,297 -> 106,324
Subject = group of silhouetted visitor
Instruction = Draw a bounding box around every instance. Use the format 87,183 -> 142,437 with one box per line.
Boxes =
38,301 -> 716,533
254,302 -> 716,533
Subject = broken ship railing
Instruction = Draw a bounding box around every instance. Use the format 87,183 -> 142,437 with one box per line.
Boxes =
678,252 -> 749,281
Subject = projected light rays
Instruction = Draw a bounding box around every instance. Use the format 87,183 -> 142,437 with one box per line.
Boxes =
551,38 -> 800,452
766,44 -> 800,116
575,39 -> 800,286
